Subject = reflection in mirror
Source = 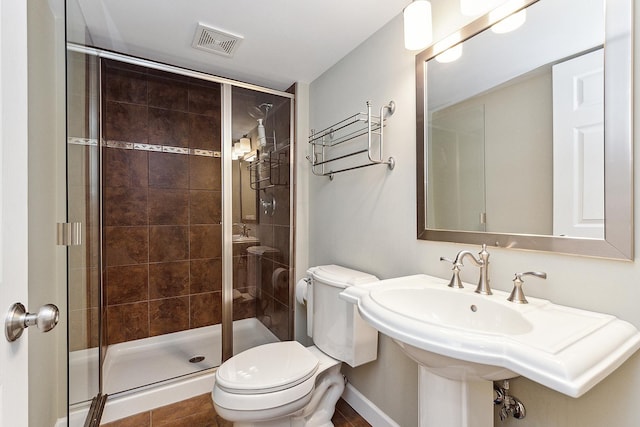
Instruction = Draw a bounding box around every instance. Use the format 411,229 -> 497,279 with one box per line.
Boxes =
427,0 -> 603,238
416,0 -> 633,259
232,158 -> 257,223
428,104 -> 486,232
231,87 -> 291,229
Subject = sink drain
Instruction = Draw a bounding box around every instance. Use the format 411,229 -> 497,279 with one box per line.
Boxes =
189,355 -> 205,363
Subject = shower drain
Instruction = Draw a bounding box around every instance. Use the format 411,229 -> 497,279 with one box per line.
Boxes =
189,355 -> 206,363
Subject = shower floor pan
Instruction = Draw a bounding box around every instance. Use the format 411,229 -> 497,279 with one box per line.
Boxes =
103,317 -> 278,395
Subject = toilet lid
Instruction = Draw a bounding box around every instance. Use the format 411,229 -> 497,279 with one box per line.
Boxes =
309,264 -> 378,288
215,341 -> 319,394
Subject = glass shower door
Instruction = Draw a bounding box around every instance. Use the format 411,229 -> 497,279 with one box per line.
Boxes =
229,86 -> 294,354
99,58 -> 224,395
67,49 -> 101,410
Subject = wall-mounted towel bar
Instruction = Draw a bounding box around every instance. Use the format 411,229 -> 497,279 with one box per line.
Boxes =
307,101 -> 395,180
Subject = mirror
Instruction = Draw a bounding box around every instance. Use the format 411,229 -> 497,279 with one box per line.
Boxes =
416,0 -> 633,259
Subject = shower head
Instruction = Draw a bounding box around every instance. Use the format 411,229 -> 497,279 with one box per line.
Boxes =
248,106 -> 264,120
247,103 -> 273,120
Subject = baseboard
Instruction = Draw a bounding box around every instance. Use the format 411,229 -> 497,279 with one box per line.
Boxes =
54,417 -> 67,427
341,383 -> 399,427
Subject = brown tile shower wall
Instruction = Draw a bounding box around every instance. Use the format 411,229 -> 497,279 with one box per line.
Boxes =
101,59 -> 235,345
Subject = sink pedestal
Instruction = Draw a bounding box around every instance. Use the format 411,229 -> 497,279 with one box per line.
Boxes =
419,367 -> 493,427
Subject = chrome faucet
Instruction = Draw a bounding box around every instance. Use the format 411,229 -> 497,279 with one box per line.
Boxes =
507,271 -> 547,304
233,223 -> 251,237
453,244 -> 492,295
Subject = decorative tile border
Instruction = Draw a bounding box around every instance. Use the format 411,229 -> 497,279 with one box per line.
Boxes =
67,137 -> 221,158
68,137 -> 98,147
105,140 -> 133,150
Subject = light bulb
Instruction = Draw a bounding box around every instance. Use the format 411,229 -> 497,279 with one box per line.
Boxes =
239,137 -> 251,153
433,32 -> 463,63
436,44 -> 463,63
404,0 -> 433,51
491,9 -> 526,33
460,0 -> 504,16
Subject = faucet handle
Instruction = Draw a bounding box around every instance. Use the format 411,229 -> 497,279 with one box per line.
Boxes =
440,257 -> 464,289
507,271 -> 547,304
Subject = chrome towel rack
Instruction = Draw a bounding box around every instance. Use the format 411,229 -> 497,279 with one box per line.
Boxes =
248,142 -> 290,190
307,100 -> 395,180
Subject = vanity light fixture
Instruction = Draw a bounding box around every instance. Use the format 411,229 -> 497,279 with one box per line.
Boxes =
243,151 -> 257,162
460,0 -> 504,16
460,0 -> 527,34
232,138 -> 251,160
434,33 -> 463,63
436,44 -> 463,63
239,137 -> 251,153
404,0 -> 433,51
231,143 -> 240,159
490,8 -> 527,33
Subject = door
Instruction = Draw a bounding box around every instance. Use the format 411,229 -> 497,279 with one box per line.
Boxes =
552,49 -> 604,238
0,0 -> 30,425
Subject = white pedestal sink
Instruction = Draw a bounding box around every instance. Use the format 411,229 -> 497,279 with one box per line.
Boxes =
340,274 -> 640,427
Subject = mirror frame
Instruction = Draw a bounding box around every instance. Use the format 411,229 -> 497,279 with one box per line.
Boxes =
416,0 -> 634,259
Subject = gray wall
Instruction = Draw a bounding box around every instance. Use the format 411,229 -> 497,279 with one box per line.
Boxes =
307,5 -> 640,427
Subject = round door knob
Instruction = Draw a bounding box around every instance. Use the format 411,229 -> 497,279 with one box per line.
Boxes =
5,302 -> 59,342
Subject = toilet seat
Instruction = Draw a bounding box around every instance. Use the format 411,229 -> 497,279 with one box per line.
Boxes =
213,341 -> 323,413
216,341 -> 319,394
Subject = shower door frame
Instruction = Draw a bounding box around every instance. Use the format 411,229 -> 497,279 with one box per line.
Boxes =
67,42 -> 296,412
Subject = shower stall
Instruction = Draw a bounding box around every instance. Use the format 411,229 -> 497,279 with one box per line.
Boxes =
66,46 -> 295,425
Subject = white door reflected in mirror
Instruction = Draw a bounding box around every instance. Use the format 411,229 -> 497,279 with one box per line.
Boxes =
552,49 -> 604,239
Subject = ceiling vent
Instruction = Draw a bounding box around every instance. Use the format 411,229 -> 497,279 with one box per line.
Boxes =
192,24 -> 242,58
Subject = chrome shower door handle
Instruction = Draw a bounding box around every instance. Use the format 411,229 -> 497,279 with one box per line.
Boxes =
5,302 -> 59,342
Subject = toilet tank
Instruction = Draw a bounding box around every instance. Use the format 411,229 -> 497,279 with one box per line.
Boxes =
307,265 -> 379,367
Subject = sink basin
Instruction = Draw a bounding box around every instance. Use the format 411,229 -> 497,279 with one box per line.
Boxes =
371,286 -> 533,335
340,274 -> 640,398
232,234 -> 260,244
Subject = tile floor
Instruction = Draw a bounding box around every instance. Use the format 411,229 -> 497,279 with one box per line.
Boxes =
101,393 -> 372,427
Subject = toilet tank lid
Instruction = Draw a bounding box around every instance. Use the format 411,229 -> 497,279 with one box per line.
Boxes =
246,245 -> 279,255
308,264 -> 378,289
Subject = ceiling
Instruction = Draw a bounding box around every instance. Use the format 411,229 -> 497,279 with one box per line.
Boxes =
72,0 -> 412,91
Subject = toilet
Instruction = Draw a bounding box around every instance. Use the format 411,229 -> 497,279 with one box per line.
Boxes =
212,264 -> 379,427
